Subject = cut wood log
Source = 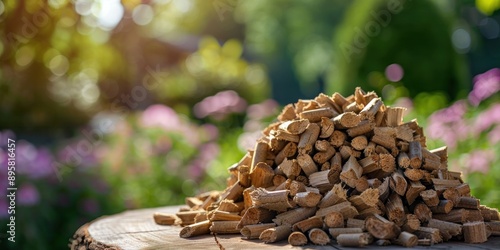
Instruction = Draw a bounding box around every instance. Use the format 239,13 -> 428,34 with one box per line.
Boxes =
414,227 -> 442,244
293,191 -> 322,208
288,231 -> 308,246
324,211 -> 344,228
337,233 -> 373,247
427,219 -> 462,241
366,214 -> 401,240
408,141 -> 422,168
308,228 -> 330,245
259,225 -> 292,243
463,221 -> 488,243
298,123 -> 320,154
240,223 -> 276,239
395,231 -> 418,247
406,181 -> 426,205
272,207 -> 316,226
386,193 -> 406,226
237,206 -> 275,229
250,188 -> 294,212
340,156 -> 363,188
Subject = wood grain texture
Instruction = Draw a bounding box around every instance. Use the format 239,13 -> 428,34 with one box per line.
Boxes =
72,205 -> 500,250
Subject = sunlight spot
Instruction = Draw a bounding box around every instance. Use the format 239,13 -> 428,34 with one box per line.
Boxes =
132,4 -> 154,26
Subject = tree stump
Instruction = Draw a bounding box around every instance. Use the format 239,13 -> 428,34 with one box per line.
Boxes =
71,205 -> 500,250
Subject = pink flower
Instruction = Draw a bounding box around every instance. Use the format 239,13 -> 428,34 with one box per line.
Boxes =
0,130 -> 15,148
247,99 -> 279,120
469,68 -> 500,106
18,183 -> 40,206
238,131 -> 261,151
201,124 -> 219,141
140,104 -> 182,131
464,150 -> 495,174
187,143 -> 220,180
473,104 -> 500,134
427,101 -> 469,149
17,141 -> 56,179
193,90 -> 247,119
488,125 -> 500,144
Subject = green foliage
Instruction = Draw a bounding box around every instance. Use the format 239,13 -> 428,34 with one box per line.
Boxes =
155,37 -> 270,110
331,0 -> 469,99
235,0 -> 351,98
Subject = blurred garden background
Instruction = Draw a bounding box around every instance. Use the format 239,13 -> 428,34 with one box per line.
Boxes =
0,0 -> 499,248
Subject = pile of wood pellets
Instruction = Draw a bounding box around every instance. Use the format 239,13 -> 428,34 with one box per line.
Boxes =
154,88 -> 499,247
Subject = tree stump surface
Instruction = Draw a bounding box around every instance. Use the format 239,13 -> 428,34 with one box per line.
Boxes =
71,205 -> 500,250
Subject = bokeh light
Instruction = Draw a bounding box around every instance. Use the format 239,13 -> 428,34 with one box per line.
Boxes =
385,63 -> 404,82
478,17 -> 500,39
452,28 -> 472,52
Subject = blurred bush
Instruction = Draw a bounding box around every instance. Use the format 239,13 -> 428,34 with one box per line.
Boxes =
331,0 -> 469,99
0,1 -> 268,132
234,0 -> 351,103
1,0 -> 500,249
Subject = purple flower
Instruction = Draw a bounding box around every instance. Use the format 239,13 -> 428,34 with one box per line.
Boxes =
427,101 -> 469,149
0,130 -> 15,148
469,68 -> 500,106
82,198 -> 99,214
152,136 -> 172,155
247,99 -> 279,120
488,125 -> 500,144
238,131 -> 261,151
18,183 -> 40,206
198,143 -> 220,162
17,141 -> 56,179
187,143 -> 220,180
201,123 -> 219,141
193,90 -> 247,119
0,150 -> 8,192
140,104 -> 182,131
464,149 -> 494,174
473,104 -> 500,134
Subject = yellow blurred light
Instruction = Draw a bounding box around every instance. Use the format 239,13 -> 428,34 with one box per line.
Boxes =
43,48 -> 60,68
200,36 -> 221,52
49,0 -> 68,9
48,79 -> 72,105
132,4 -> 154,26
25,0 -> 43,14
121,0 -> 142,11
172,0 -> 192,13
185,53 -> 203,75
91,28 -> 111,44
368,71 -> 385,88
59,15 -> 77,27
476,0 -> 500,15
15,46 -> 36,67
221,39 -> 243,59
75,0 -> 93,16
49,54 -> 70,76
0,1 -> 5,16
245,65 -> 265,85
81,82 -> 100,104
154,0 -> 173,4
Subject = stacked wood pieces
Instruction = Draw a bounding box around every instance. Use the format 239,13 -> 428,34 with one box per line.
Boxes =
155,88 -> 500,247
